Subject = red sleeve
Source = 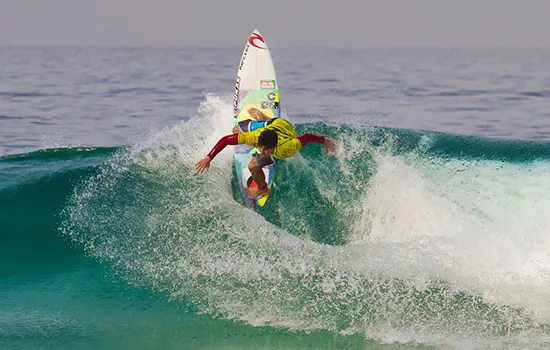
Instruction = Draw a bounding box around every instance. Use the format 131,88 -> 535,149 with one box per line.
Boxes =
297,133 -> 325,147
207,133 -> 239,160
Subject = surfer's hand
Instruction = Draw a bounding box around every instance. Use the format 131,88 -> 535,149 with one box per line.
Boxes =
323,138 -> 338,155
195,156 -> 211,174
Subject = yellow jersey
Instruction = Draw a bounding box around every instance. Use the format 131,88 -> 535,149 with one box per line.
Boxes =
237,118 -> 302,159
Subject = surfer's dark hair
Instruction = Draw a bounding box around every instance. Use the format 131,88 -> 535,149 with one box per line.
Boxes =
258,129 -> 278,149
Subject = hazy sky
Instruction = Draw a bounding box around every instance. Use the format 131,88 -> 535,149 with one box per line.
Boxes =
1,0 -> 549,48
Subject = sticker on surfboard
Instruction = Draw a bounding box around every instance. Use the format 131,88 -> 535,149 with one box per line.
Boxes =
261,101 -> 279,109
249,32 -> 267,50
260,80 -> 276,89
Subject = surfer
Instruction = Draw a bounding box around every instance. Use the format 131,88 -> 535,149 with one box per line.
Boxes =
195,111 -> 338,198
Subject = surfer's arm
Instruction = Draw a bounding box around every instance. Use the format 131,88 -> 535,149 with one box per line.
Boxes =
297,134 -> 325,146
195,134 -> 239,174
298,134 -> 338,154
206,133 -> 239,160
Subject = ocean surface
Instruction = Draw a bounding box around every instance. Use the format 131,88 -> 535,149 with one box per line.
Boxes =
2,47 -> 550,350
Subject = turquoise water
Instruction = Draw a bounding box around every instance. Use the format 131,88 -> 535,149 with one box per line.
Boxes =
3,100 -> 550,349
3,48 -> 550,349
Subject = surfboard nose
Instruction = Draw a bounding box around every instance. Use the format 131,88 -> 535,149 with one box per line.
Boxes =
248,30 -> 267,50
251,29 -> 264,39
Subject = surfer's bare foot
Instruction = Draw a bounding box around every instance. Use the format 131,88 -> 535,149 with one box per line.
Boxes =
248,108 -> 270,120
243,186 -> 270,198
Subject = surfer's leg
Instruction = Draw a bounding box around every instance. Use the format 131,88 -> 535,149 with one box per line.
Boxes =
248,108 -> 271,121
236,119 -> 272,134
244,155 -> 274,197
248,158 -> 267,190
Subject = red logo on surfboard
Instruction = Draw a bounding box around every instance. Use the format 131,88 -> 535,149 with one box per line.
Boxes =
249,33 -> 266,50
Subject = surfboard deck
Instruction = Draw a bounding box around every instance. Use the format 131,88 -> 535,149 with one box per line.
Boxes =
233,30 -> 280,208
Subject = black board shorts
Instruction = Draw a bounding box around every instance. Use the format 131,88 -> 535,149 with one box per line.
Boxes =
252,153 -> 276,168
237,119 -> 275,132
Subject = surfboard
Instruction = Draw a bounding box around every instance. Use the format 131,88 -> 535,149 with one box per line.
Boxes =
233,29 -> 280,208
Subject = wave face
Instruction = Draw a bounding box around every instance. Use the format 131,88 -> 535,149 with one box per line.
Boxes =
3,97 -> 550,349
